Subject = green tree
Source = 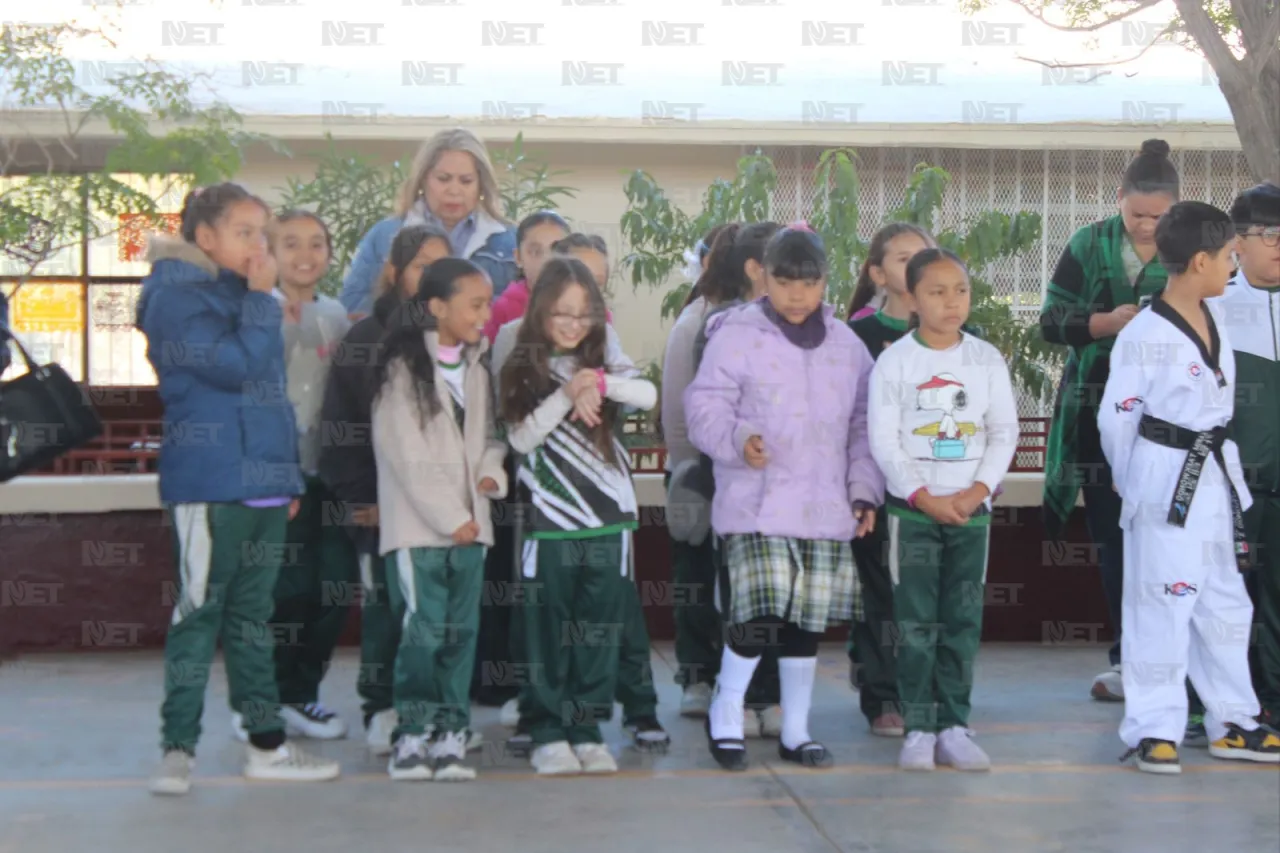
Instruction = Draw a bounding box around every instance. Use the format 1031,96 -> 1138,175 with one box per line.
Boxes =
0,21 -> 270,288
490,133 -> 578,223
960,0 -> 1279,184
619,148 -> 1061,400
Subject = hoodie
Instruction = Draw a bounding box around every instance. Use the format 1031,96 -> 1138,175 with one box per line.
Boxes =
136,237 -> 303,505
274,289 -> 351,474
483,278 -> 529,344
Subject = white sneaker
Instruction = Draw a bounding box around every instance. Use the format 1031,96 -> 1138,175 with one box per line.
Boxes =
680,683 -> 713,718
466,729 -> 484,752
150,750 -> 193,796
757,705 -> 783,739
429,731 -> 477,782
1091,665 -> 1124,702
366,709 -> 397,756
243,742 -> 341,782
500,698 -> 521,728
935,726 -> 991,772
230,712 -> 249,743
388,733 -> 433,781
281,703 -> 348,740
531,740 -> 582,776
898,731 -> 937,771
573,742 -> 618,775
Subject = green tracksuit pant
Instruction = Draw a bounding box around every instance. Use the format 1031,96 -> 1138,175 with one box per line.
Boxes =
887,504 -> 991,734
385,545 -> 485,735
355,535 -> 400,721
671,534 -> 722,688
522,533 -> 629,746
848,512 -> 901,722
161,502 -> 288,753
270,476 -> 358,707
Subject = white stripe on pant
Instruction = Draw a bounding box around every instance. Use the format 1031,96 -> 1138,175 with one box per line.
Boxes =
171,503 -> 213,625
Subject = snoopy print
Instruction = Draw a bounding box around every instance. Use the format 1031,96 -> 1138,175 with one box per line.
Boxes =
912,373 -> 978,460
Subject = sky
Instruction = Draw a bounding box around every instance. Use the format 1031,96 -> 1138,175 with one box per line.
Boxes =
9,0 -> 1232,124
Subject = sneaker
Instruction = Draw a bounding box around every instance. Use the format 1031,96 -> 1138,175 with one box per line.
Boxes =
1091,665 -> 1124,702
573,742 -> 618,774
388,733 -> 433,781
1209,723 -> 1280,763
531,740 -> 582,776
1184,714 -> 1208,748
244,742 -> 341,782
898,731 -> 937,771
230,712 -> 249,743
680,683 -> 714,718
757,705 -> 783,739
466,729 -> 483,753
870,712 -> 906,738
428,731 -> 477,782
625,716 -> 670,752
1121,738 -> 1180,774
935,726 -> 991,772
150,749 -> 193,796
366,708 -> 398,756
281,703 -> 348,740
500,698 -> 521,728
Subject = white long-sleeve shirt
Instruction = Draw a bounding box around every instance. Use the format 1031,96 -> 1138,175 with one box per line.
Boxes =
868,331 -> 1019,501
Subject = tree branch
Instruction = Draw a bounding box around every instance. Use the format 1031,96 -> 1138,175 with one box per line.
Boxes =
1006,0 -> 1165,33
1174,0 -> 1248,89
1234,0 -> 1280,80
1014,36 -> 1162,70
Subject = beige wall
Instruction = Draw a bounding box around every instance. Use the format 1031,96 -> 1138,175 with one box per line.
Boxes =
237,139 -> 743,367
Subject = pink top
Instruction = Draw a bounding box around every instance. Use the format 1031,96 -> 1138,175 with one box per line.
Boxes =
849,305 -> 876,322
436,342 -> 463,364
483,279 -> 530,343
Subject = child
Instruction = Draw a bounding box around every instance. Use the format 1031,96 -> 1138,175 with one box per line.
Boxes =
227,211 -> 355,743
685,225 -> 883,772
1215,183 -> 1280,733
371,256 -> 507,781
1099,200 -> 1280,773
499,256 -> 658,776
867,248 -> 1018,773
679,221 -> 787,737
138,183 -> 340,795
317,224 -> 452,754
846,222 -> 935,739
663,224 -> 742,716
482,210 -> 571,344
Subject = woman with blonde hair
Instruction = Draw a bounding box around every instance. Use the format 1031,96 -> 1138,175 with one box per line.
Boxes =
339,127 -> 518,316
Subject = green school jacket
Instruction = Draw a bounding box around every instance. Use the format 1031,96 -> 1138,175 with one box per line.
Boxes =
1040,215 -> 1169,540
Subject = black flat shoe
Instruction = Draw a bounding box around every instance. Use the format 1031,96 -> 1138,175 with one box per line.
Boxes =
778,741 -> 833,768
704,716 -> 749,771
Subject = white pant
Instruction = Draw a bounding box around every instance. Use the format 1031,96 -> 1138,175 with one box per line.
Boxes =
1120,493 -> 1260,746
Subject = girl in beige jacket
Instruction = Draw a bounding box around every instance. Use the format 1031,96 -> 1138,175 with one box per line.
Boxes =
371,257 -> 507,782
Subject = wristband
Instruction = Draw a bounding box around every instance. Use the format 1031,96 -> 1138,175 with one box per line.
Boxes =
595,368 -> 607,397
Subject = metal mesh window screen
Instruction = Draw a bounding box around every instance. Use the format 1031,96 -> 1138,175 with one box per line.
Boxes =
763,144 -> 1254,419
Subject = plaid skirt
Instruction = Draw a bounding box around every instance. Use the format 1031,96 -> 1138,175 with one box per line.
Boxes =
719,534 -> 861,633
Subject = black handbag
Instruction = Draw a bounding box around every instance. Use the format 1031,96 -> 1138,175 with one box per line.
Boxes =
0,323 -> 104,482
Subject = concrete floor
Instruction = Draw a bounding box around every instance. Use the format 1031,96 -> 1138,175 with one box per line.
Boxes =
1,644 -> 1277,853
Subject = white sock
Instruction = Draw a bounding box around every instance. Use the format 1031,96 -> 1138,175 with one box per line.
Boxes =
708,646 -> 761,746
779,656 -> 818,750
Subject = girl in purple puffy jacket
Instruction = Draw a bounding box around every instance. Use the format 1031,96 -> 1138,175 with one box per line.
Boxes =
684,225 -> 885,771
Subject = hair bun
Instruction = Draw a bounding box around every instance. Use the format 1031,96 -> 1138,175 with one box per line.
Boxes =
1139,139 -> 1171,159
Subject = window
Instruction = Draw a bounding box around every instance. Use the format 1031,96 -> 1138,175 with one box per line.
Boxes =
1,174 -> 182,386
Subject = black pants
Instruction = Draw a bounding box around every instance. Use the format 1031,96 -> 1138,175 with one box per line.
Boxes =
848,519 -> 900,722
1081,480 -> 1124,667
471,456 -> 522,707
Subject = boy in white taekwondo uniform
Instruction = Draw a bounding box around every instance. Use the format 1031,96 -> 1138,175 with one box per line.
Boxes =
1099,201 -> 1280,774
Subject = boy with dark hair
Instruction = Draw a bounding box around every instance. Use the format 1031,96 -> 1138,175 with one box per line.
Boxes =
1099,200 -> 1280,774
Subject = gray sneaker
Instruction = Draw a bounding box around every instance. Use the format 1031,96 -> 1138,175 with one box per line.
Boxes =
429,731 -> 477,782
150,749 -> 193,796
388,734 -> 433,781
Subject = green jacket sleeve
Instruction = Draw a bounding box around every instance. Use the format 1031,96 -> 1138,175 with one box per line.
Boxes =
1040,230 -> 1097,351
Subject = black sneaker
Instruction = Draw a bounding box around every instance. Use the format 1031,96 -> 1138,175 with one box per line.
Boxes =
388,733 -> 433,781
505,718 -> 534,757
625,716 -> 670,753
428,731 -> 477,781
1209,722 -> 1280,763
1120,738 -> 1180,774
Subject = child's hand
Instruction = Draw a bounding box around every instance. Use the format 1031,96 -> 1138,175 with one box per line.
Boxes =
854,507 -> 876,538
247,253 -> 277,294
950,484 -> 990,520
743,435 -> 768,469
452,519 -> 480,545
567,369 -> 599,399
288,498 -> 301,521
916,491 -> 967,526
352,504 -> 379,527
477,477 -> 499,495
570,386 -> 603,427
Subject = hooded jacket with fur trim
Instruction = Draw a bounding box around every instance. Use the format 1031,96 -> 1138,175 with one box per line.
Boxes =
136,237 -> 303,504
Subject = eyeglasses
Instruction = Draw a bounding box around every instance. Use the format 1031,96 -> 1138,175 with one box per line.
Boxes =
1244,226 -> 1280,247
550,312 -> 595,330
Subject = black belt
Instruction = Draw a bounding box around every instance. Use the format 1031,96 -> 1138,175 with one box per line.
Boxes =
1138,413 -> 1249,570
